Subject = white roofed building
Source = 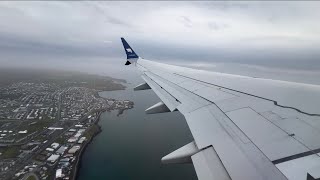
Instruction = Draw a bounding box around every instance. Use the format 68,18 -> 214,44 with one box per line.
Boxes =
51,143 -> 59,149
46,148 -> 54,152
78,137 -> 86,144
18,130 -> 28,134
56,146 -> 67,155
67,137 -> 78,143
47,154 -> 60,163
68,146 -> 80,154
56,168 -> 63,178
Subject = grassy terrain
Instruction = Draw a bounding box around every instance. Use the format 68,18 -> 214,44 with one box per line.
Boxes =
26,174 -> 37,180
0,68 -> 126,91
16,120 -> 54,134
83,124 -> 100,139
55,137 -> 67,144
13,119 -> 54,141
0,146 -> 20,159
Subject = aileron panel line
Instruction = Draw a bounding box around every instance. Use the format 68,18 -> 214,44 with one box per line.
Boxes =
192,147 -> 231,180
185,106 -> 287,180
226,108 -> 308,161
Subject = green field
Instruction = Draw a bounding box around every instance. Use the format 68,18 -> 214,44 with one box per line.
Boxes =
26,174 -> 37,180
0,68 -> 126,91
0,146 -> 20,159
83,124 -> 100,139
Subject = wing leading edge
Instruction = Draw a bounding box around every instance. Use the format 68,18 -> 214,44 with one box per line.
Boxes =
120,38 -> 320,180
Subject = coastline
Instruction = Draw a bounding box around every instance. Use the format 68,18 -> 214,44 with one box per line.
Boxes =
72,111 -> 103,180
72,89 -> 134,180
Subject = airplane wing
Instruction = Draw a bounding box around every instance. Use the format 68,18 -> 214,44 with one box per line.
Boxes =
120,37 -> 320,180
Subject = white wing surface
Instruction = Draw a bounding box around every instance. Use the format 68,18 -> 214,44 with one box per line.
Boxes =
121,38 -> 320,180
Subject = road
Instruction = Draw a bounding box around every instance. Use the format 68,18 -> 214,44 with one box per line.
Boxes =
56,89 -> 64,122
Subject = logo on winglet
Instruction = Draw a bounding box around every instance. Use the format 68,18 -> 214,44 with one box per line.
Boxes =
126,48 -> 133,53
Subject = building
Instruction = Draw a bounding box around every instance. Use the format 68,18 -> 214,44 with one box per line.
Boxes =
47,154 -> 60,163
74,129 -> 86,138
60,158 -> 70,162
68,129 -> 76,132
46,148 -> 54,152
68,146 -> 80,154
18,130 -> 28,134
48,127 -> 64,130
51,143 -> 60,149
78,137 -> 86,144
56,146 -> 67,155
67,137 -> 78,143
74,132 -> 82,138
55,168 -> 62,178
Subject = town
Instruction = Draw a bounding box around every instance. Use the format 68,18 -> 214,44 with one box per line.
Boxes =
0,81 -> 133,180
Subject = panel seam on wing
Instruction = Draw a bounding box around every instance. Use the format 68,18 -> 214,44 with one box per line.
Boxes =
174,73 -> 320,117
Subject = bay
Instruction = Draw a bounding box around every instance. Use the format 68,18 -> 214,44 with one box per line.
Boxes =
77,71 -> 197,180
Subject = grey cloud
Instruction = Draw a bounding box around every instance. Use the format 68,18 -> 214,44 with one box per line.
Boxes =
0,32 -> 116,58
84,2 -> 133,27
105,16 -> 131,27
199,1 -> 250,11
178,16 -> 193,28
207,22 -> 229,31
136,38 -> 320,71
0,1 -> 320,74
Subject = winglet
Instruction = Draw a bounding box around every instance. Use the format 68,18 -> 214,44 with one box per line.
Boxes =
121,37 -> 139,65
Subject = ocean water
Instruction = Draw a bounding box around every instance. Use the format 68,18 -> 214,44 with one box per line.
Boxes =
77,71 -> 197,180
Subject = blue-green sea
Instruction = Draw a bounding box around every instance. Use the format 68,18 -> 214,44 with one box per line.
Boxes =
77,72 -> 197,180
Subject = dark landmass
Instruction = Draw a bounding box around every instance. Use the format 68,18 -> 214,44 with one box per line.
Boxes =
0,68 -> 126,91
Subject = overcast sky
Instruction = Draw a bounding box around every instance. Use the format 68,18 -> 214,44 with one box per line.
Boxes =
1,1 -> 320,76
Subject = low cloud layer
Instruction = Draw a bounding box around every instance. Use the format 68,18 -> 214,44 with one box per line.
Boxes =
0,1 -> 320,73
